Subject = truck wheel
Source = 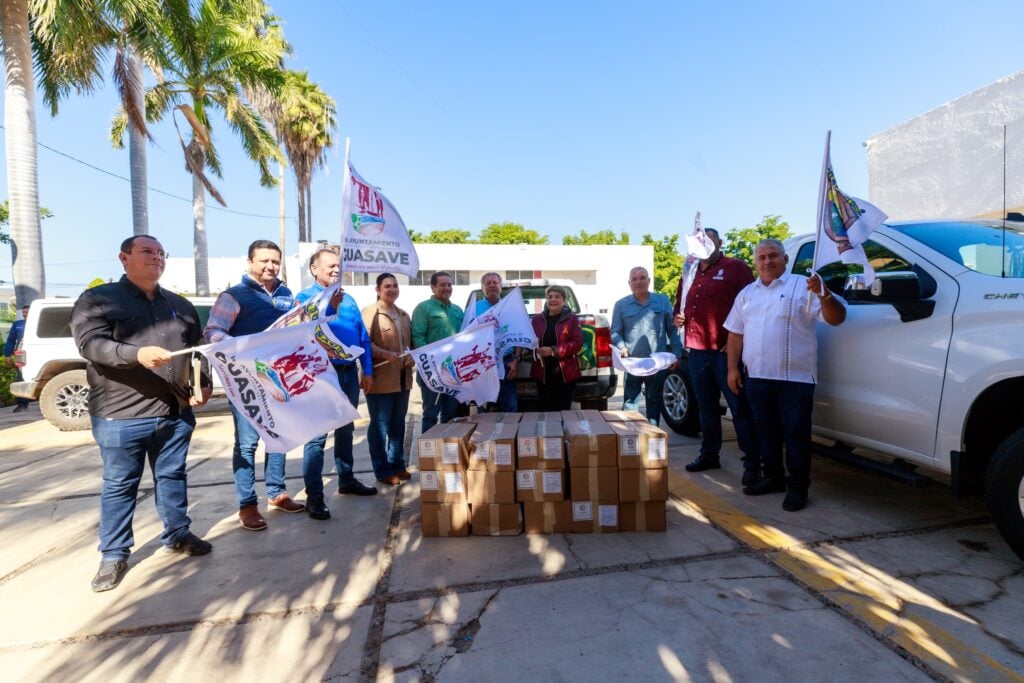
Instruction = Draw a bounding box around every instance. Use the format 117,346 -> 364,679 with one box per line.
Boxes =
985,427 -> 1024,561
40,369 -> 91,431
661,365 -> 700,436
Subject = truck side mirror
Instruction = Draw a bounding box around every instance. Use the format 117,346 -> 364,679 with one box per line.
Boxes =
844,271 -> 936,322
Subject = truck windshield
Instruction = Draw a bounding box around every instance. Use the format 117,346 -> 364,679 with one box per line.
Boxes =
889,221 -> 1024,278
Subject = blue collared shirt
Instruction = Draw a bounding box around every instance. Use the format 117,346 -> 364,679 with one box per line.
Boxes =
610,291 -> 682,358
297,284 -> 373,375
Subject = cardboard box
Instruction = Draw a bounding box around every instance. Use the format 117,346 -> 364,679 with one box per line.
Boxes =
524,501 -> 573,534
569,466 -> 619,503
608,421 -> 669,469
470,503 -> 523,536
515,469 -> 566,502
619,502 -> 667,532
600,410 -> 647,422
516,421 -> 566,470
465,412 -> 522,424
619,468 -> 668,502
561,409 -> 605,423
564,418 -> 618,468
419,470 -> 468,503
520,411 -> 564,423
467,470 -> 516,505
570,501 -> 619,533
416,422 -> 476,471
420,502 -> 471,537
468,422 -> 518,471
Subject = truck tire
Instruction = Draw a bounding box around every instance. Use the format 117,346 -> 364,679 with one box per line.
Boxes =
661,365 -> 700,436
985,427 -> 1024,561
39,369 -> 91,431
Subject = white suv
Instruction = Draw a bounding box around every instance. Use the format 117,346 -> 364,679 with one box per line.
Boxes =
11,297 -> 219,430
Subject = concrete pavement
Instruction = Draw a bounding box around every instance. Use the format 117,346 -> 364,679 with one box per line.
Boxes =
0,397 -> 1021,682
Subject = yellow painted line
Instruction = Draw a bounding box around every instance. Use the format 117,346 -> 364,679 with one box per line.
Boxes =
669,470 -> 1024,683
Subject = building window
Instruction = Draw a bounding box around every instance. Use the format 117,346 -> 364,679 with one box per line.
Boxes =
409,270 -> 434,286
505,270 -> 535,282
454,270 -> 470,285
342,272 -> 372,286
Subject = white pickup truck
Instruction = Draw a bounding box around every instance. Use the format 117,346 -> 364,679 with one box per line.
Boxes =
11,296 -> 219,430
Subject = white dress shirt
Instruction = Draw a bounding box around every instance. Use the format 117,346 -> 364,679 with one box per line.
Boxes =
723,272 -> 846,384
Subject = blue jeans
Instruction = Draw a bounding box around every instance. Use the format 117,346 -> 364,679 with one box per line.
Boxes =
230,403 -> 286,508
417,373 -> 459,432
688,349 -> 759,466
623,368 -> 667,425
745,377 -> 815,491
303,364 -> 360,495
366,391 -> 411,479
92,412 -> 196,561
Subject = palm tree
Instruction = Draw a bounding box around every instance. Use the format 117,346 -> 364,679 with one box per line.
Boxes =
280,71 -> 336,243
144,0 -> 285,295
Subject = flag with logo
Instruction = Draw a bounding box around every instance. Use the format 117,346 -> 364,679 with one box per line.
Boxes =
340,142 -> 419,278
460,287 -> 537,379
267,282 -> 343,330
812,131 -> 887,285
201,321 -> 362,452
610,347 -> 677,377
412,321 -> 500,405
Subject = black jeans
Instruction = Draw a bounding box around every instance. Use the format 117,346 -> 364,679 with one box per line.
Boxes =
745,377 -> 814,491
541,369 -> 576,411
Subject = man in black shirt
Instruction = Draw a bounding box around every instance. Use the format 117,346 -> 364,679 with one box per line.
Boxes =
71,236 -> 213,592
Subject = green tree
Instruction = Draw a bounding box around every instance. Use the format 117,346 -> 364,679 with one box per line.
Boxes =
279,71 -> 335,243
413,229 -> 474,244
562,229 -> 630,245
722,215 -> 793,269
1,201 -> 54,244
478,222 -> 548,245
641,233 -> 683,299
86,277 -> 106,289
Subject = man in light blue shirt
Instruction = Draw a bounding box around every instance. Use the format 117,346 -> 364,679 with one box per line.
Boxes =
475,272 -> 521,412
611,266 -> 682,425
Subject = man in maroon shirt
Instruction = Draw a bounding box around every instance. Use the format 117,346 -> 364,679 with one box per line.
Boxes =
674,228 -> 761,485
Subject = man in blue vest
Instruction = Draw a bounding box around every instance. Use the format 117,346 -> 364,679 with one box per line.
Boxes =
296,247 -> 377,519
205,240 -> 305,531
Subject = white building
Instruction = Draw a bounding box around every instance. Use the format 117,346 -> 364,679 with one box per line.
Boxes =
162,243 -> 654,315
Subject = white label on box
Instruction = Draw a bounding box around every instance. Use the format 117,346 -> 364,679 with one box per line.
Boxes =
442,442 -> 461,465
519,437 -> 537,457
444,472 -> 464,493
420,470 -> 439,491
541,471 -> 563,494
648,438 -> 667,461
494,443 -> 513,465
418,439 -> 436,457
598,504 -> 618,527
541,438 -> 562,460
572,501 -> 593,521
619,435 -> 639,456
517,470 -> 536,490
473,442 -> 490,461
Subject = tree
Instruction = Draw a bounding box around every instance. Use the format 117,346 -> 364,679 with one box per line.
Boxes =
1,201 -> 53,244
478,222 -> 548,245
143,0 -> 286,295
562,229 -> 630,245
413,229 -> 474,244
723,215 -> 793,269
641,233 -> 683,299
280,71 -> 335,243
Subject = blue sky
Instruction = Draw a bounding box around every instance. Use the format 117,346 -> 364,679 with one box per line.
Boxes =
3,0 -> 1024,294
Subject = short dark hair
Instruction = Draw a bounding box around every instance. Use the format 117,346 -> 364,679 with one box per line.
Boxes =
430,271 -> 452,287
545,284 -> 567,300
248,239 -> 281,260
120,235 -> 158,254
309,246 -> 339,270
376,272 -> 397,287
704,228 -> 720,240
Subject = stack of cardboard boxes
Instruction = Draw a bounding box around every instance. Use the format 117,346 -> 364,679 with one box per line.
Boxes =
419,410 -> 669,536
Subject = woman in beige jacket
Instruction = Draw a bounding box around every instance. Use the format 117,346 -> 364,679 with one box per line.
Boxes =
361,273 -> 415,484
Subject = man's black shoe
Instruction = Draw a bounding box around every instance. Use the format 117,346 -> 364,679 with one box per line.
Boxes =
741,467 -> 762,487
742,477 -> 786,496
163,532 -> 212,556
685,455 -> 721,473
307,494 -> 331,520
782,489 -> 809,512
91,559 -> 128,592
337,479 -> 378,496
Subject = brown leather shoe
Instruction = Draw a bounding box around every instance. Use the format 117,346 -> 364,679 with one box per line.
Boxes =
377,475 -> 402,485
268,493 -> 306,513
395,469 -> 412,481
239,504 -> 267,531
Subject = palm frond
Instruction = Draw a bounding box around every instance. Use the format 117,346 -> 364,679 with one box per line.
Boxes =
109,108 -> 129,149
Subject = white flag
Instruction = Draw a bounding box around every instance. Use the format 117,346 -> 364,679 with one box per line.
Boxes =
341,154 -> 419,277
201,321 -> 362,453
267,282 -> 342,330
678,211 -> 711,318
412,321 -> 500,405
460,292 -> 478,332
812,132 -> 887,285
611,347 -> 677,377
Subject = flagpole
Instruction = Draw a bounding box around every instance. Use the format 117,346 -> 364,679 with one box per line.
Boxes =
807,130 -> 831,311
340,137 -> 352,268
168,345 -> 211,358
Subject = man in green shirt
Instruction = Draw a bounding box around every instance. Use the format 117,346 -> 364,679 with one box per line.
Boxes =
411,271 -> 465,430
